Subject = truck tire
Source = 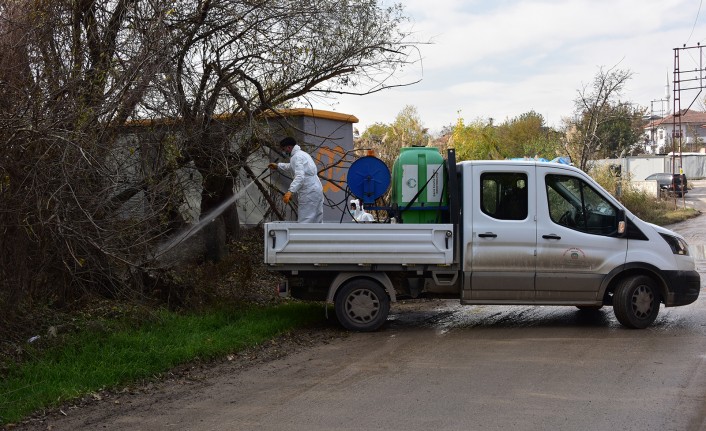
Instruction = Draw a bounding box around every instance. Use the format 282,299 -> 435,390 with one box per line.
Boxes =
613,275 -> 660,329
334,279 -> 390,332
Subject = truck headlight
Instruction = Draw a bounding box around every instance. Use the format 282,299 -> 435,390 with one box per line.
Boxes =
660,233 -> 690,256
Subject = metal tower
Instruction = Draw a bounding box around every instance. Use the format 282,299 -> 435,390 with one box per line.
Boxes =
672,43 -> 706,175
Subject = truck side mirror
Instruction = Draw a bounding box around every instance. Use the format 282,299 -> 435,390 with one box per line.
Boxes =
617,209 -> 627,237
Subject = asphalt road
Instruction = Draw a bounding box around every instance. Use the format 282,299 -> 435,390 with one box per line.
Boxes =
25,182 -> 706,431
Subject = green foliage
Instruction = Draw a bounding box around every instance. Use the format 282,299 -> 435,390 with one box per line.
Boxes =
450,111 -> 561,161
390,105 -> 430,148
501,111 -> 563,159
450,117 -> 500,161
594,103 -> 646,157
617,189 -> 698,225
0,303 -> 324,425
589,163 -> 624,196
358,105 -> 430,168
360,122 -> 393,145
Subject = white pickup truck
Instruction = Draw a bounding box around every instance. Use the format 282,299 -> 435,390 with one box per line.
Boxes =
264,150 -> 700,331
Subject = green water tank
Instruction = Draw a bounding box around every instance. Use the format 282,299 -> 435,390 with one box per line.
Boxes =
391,147 -> 448,223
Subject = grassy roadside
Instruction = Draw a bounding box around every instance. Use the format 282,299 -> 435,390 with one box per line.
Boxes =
591,166 -> 701,226
0,302 -> 324,426
618,190 -> 699,226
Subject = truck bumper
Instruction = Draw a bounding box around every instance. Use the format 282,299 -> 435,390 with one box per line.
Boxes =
663,270 -> 701,306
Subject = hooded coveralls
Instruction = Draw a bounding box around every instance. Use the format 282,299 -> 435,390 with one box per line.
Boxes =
349,199 -> 375,222
276,144 -> 324,223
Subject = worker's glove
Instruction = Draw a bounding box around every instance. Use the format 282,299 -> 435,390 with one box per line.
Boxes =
268,163 -> 278,171
283,191 -> 293,204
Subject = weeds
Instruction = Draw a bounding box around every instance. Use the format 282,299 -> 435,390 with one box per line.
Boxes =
590,165 -> 699,225
0,302 -> 323,425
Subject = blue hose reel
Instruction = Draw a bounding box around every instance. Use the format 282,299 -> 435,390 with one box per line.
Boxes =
347,156 -> 391,205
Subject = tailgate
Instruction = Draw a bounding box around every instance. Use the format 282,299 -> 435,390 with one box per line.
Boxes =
264,223 -> 454,265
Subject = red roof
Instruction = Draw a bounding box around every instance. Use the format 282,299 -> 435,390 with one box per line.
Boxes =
645,109 -> 706,129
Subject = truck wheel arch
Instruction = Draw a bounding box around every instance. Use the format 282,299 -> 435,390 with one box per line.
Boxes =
326,273 -> 397,304
601,263 -> 668,305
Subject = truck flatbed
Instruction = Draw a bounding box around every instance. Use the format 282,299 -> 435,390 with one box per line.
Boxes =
265,222 -> 455,266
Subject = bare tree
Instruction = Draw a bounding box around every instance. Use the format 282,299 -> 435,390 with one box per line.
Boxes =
159,0 -> 415,225
0,0 -> 417,314
0,0 -> 179,313
562,66 -> 633,170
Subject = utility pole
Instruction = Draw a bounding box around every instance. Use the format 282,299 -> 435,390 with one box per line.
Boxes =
648,71 -> 670,154
671,43 -> 705,208
672,43 -> 706,172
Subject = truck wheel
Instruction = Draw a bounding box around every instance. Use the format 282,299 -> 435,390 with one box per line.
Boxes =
613,275 -> 660,329
334,279 -> 390,332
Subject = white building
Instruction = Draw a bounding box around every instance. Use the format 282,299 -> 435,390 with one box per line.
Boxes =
644,109 -> 706,154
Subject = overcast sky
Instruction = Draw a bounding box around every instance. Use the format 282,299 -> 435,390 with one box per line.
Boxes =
318,0 -> 706,135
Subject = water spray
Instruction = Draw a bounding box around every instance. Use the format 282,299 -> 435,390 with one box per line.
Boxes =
152,163 -> 276,261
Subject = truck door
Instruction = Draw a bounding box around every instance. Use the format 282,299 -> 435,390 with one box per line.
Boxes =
468,165 -> 537,300
535,168 -> 627,301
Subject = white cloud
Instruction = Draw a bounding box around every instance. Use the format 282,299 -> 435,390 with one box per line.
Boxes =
326,0 -> 705,133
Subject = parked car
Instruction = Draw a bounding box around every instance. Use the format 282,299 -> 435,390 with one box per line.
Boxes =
645,173 -> 688,197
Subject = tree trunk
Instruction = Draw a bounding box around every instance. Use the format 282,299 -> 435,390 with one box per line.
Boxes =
200,174 -> 239,262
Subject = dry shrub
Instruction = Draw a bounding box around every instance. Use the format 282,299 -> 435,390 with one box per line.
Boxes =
150,227 -> 281,310
590,164 -> 698,225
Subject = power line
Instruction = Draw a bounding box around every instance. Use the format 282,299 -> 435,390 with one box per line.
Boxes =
685,0 -> 703,45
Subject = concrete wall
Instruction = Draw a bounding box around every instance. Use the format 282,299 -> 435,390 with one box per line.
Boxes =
680,154 -> 706,179
597,154 -> 706,182
595,154 -> 705,200
111,130 -> 203,223
630,180 -> 660,198
625,156 -> 667,181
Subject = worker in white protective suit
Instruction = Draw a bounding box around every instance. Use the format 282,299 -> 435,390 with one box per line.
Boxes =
349,199 -> 375,222
268,137 -> 324,223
